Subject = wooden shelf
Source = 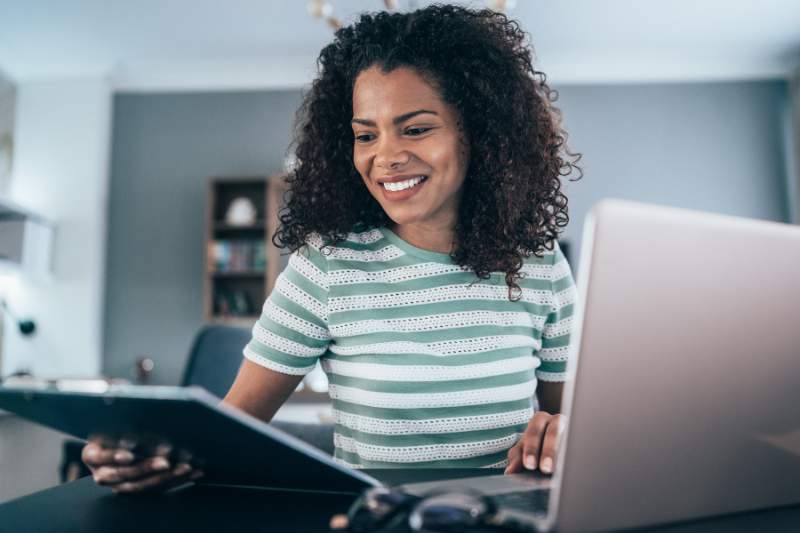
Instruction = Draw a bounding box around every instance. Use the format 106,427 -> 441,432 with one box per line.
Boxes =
212,270 -> 265,279
204,175 -> 287,323
213,221 -> 266,232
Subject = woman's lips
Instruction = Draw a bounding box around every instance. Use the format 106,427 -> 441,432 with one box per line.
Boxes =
379,176 -> 428,201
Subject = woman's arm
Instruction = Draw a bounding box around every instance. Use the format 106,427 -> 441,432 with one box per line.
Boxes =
222,359 -> 304,423
535,381 -> 564,414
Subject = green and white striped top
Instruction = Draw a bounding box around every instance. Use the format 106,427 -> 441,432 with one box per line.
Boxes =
243,226 -> 576,468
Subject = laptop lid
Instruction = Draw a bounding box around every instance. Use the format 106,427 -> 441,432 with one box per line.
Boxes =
554,200 -> 800,532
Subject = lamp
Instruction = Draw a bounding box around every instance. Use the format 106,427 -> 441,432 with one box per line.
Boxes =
306,0 -> 517,30
0,299 -> 35,336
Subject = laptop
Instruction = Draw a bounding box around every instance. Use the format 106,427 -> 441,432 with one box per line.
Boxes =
398,199 -> 800,532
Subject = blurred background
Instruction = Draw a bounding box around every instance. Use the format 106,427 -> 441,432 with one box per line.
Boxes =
0,0 -> 798,502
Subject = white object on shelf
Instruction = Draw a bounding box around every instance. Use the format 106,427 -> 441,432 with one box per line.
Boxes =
224,197 -> 257,227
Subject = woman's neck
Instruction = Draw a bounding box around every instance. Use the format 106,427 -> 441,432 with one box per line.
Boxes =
391,222 -> 455,254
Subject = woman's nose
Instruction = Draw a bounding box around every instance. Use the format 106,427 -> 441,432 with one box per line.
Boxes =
374,137 -> 410,170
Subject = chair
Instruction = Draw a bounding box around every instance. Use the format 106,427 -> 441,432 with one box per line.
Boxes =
180,324 -> 251,398
60,324 -> 334,482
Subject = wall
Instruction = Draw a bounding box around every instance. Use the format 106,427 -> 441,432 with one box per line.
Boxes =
555,80 -> 790,267
0,72 -> 14,195
788,69 -> 800,224
103,90 -> 302,384
4,77 -> 112,378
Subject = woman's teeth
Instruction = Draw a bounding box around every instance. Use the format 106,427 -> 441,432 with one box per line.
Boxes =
382,176 -> 426,191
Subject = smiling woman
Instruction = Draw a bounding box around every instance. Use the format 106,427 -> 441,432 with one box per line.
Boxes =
83,4 -> 582,493
259,4 -> 582,473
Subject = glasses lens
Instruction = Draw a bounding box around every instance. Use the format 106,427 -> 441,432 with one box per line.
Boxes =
408,493 -> 492,532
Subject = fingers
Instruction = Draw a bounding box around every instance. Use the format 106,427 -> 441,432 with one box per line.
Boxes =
538,415 -> 563,475
83,437 -> 201,493
504,442 -> 523,474
111,463 -> 204,494
82,440 -> 136,468
521,412 -> 550,472
92,456 -> 172,486
506,413 -> 565,476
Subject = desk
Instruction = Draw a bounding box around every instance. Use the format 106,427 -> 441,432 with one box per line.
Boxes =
1,472 -> 799,533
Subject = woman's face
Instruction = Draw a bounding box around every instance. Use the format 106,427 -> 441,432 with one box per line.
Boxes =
351,66 -> 469,231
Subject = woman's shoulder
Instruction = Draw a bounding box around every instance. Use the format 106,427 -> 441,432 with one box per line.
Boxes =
517,240 -> 573,286
300,227 -> 389,259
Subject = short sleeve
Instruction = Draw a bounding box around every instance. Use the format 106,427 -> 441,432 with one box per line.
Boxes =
243,237 -> 331,376
536,242 -> 577,382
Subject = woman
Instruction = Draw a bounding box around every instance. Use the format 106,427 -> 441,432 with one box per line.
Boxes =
83,4 -> 581,493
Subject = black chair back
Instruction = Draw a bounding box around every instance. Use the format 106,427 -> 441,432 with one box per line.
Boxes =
181,325 -> 250,398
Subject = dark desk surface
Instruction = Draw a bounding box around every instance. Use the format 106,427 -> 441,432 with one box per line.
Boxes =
1,471 -> 799,533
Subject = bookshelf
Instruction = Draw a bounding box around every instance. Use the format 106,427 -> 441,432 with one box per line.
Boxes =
203,175 -> 289,326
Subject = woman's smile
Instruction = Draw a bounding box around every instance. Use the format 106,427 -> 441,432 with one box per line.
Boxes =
378,174 -> 429,200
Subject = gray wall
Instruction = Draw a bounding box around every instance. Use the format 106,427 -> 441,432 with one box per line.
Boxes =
555,80 -> 790,267
104,90 -> 302,384
103,80 -> 789,384
0,415 -> 68,503
0,71 -> 15,195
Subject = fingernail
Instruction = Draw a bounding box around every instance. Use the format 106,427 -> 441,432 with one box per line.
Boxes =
114,450 -> 134,463
524,455 -> 537,470
152,457 -> 170,471
174,463 -> 191,476
541,457 -> 553,474
330,514 -> 349,530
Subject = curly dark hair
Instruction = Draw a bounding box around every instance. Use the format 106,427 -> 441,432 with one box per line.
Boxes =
274,3 -> 582,301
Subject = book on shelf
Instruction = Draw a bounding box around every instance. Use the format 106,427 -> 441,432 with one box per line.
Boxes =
214,289 -> 255,317
208,239 -> 266,273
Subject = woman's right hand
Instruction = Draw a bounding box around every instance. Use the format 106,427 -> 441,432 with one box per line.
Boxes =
81,437 -> 203,494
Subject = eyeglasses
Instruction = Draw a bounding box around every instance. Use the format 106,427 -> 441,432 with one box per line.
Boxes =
329,485 -> 537,532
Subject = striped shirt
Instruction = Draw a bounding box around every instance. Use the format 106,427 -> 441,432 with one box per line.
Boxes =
244,226 -> 576,468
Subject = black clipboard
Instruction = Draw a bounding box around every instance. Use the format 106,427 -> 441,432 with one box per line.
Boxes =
0,384 -> 381,493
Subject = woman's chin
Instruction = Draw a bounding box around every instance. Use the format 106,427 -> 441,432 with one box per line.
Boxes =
384,212 -> 428,228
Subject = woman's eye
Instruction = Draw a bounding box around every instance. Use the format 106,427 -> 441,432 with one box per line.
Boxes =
405,127 -> 431,136
354,133 -> 375,143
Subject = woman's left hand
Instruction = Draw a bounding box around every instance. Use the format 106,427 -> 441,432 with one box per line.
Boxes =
504,411 -> 565,475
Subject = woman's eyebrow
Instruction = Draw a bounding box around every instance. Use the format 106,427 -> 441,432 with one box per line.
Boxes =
351,109 -> 438,126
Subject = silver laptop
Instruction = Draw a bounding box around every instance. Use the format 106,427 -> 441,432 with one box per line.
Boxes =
401,199 -> 800,532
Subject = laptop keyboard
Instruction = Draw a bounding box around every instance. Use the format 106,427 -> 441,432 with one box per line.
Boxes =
493,488 -> 550,517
